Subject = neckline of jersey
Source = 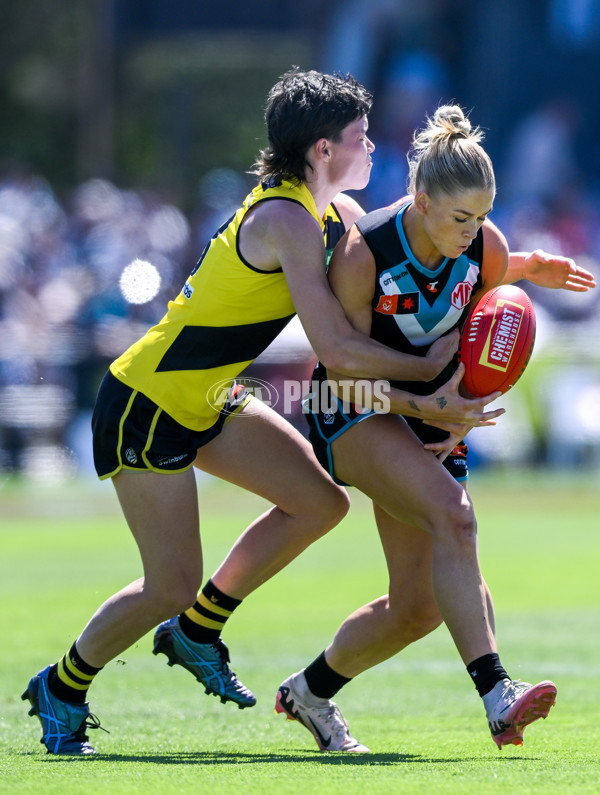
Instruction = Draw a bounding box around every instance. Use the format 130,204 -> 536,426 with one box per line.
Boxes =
394,201 -> 450,277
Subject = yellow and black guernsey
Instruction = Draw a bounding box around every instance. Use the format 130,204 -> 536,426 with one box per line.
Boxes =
110,179 -> 345,431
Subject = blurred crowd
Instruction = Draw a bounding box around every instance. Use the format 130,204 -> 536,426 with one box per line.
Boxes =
0,170 -> 196,481
1,128 -> 600,483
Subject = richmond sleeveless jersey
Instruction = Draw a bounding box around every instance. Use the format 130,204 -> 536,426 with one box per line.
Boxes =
110,180 -> 346,431
356,197 -> 484,395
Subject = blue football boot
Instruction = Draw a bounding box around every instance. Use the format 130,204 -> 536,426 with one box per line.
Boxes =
153,616 -> 256,708
22,666 -> 106,755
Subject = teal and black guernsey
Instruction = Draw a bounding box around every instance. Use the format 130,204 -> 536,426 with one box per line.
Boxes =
357,197 -> 484,395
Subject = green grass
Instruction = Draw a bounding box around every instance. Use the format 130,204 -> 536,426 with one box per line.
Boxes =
1,471 -> 599,794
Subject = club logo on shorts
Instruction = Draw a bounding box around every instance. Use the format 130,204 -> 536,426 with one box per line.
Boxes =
124,447 -> 138,464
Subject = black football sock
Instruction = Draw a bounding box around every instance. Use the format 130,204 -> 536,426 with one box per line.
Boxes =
466,653 -> 510,698
48,642 -> 103,704
303,651 -> 352,699
179,578 -> 242,644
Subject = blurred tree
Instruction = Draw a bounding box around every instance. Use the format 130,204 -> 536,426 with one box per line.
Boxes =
117,32 -> 311,208
0,0 -> 83,186
76,0 -> 117,182
0,0 -> 313,207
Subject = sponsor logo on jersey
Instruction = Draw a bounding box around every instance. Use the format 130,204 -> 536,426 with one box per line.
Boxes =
382,271 -> 408,286
426,281 -> 439,293
451,281 -> 473,309
183,281 -> 194,299
375,292 -> 420,315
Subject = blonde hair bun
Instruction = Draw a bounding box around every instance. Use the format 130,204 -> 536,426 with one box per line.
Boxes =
407,103 -> 494,197
433,105 -> 473,138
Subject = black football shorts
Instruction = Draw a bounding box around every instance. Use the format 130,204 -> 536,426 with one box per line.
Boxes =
305,378 -> 468,486
92,370 -> 248,479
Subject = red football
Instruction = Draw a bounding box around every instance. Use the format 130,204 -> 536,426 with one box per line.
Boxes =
459,284 -> 536,397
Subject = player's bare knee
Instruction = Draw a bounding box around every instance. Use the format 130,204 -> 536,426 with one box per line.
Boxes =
281,481 -> 348,541
410,606 -> 443,640
388,600 -> 442,644
312,482 -> 350,531
446,508 -> 477,545
450,508 -> 478,549
146,574 -> 201,618
430,490 -> 477,548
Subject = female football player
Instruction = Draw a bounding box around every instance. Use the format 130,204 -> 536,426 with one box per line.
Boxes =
274,104 -> 595,752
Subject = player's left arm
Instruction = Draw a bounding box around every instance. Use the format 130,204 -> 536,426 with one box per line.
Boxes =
502,248 -> 596,292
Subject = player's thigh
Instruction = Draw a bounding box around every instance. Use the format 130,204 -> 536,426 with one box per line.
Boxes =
332,413 -> 467,532
194,397 -> 348,516
112,467 -> 202,586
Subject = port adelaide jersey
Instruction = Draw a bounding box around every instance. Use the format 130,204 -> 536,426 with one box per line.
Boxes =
356,197 -> 484,395
110,179 -> 346,431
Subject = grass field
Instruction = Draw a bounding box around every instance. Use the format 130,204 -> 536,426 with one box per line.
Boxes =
1,470 -> 599,794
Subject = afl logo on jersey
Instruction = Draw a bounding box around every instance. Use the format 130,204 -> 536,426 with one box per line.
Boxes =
451,281 -> 473,310
375,293 -> 419,315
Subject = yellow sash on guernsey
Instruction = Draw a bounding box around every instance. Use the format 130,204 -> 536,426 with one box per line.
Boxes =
110,180 -> 345,431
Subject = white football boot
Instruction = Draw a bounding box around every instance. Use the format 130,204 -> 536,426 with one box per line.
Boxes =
484,678 -> 557,748
275,671 -> 370,753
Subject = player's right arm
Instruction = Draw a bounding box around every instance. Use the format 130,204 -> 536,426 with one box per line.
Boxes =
272,209 -> 457,381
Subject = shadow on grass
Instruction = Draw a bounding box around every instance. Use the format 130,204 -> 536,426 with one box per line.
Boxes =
25,750 -> 541,766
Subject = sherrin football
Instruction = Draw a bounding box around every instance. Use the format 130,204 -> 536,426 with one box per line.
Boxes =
458,284 -> 536,397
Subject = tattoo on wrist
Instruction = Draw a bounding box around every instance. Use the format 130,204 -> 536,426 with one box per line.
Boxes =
408,399 -> 421,413
436,396 -> 448,409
